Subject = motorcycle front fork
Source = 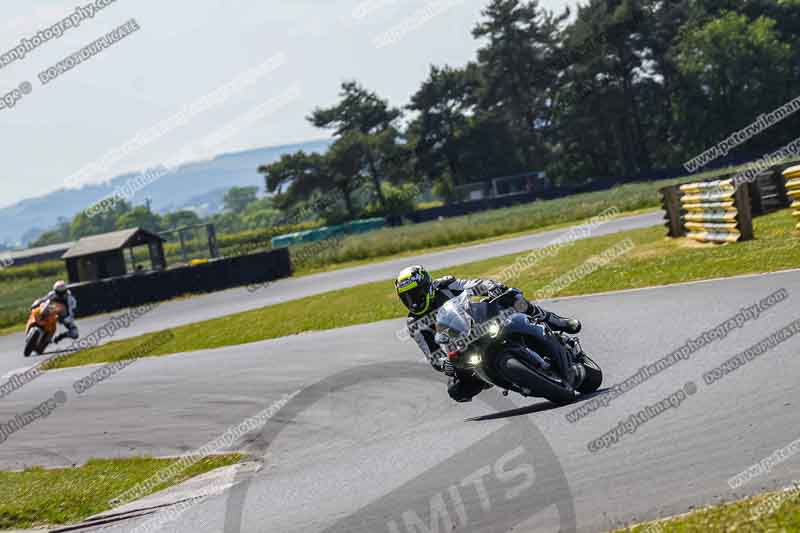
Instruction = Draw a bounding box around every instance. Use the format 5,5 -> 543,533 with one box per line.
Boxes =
560,335 -> 587,388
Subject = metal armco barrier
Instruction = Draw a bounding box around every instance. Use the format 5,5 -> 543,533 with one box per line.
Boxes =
660,164 -> 794,241
679,178 -> 754,243
784,165 -> 800,230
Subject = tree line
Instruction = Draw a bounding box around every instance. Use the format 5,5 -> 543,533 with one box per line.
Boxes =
33,0 -> 800,244
260,0 -> 800,223
32,187 -> 279,245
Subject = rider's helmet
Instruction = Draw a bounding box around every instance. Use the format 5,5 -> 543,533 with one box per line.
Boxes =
53,280 -> 68,297
395,265 -> 433,315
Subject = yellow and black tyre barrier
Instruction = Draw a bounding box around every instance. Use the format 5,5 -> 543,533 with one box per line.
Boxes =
679,179 -> 743,243
784,165 -> 800,230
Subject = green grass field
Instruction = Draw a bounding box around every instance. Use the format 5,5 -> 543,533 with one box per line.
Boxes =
0,454 -> 242,530
615,483 -> 800,532
45,208 -> 800,370
0,274 -> 64,336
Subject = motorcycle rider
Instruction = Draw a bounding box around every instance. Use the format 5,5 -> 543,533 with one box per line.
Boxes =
395,265 -> 581,402
31,280 -> 79,344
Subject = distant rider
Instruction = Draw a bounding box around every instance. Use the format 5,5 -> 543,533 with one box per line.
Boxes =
31,280 -> 79,344
395,265 -> 580,403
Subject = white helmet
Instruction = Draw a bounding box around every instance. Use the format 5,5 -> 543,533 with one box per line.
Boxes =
53,280 -> 68,296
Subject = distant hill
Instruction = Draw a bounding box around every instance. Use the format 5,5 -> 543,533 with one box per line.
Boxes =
175,187 -> 230,218
0,139 -> 332,247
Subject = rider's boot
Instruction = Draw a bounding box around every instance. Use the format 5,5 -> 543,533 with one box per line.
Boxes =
514,293 -> 581,334
544,312 -> 581,334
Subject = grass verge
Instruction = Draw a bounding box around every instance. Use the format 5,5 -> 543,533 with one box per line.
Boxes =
291,206 -> 657,277
291,179 -> 682,272
0,323 -> 22,337
45,209 -> 800,370
0,454 -> 242,530
615,482 -> 800,532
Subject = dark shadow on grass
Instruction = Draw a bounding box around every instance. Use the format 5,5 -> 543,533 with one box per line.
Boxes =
466,387 -> 611,422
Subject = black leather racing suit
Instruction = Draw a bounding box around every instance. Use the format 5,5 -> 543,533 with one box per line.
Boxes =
406,276 -> 554,402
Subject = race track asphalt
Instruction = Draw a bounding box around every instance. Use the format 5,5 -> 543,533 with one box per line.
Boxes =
1,266 -> 798,532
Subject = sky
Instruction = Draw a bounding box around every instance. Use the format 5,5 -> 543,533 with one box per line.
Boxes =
0,0 -> 571,208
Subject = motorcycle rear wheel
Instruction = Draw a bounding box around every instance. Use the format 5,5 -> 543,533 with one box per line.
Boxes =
498,356 -> 576,405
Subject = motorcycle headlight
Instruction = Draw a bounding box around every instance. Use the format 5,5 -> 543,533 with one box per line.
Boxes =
468,353 -> 482,366
488,322 -> 500,338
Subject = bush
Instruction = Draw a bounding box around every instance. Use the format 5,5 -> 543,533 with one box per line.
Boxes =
365,182 -> 419,218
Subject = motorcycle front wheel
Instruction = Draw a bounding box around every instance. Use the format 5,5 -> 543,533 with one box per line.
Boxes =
577,354 -> 603,394
24,327 -> 42,357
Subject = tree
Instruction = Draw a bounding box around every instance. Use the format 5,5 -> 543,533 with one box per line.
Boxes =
309,81 -> 401,135
241,197 -> 281,230
31,218 -> 72,246
562,0 -> 654,177
674,10 -> 794,157
242,209 -> 280,230
309,81 -> 403,210
638,0 -> 692,164
115,206 -> 163,233
208,210 -> 245,234
408,64 -> 481,183
243,0 -> 800,214
370,182 -> 419,218
360,127 -> 415,203
472,0 -> 568,169
70,199 -> 132,239
261,152 -> 318,199
223,186 -> 259,213
162,210 -> 202,230
325,133 -> 368,219
456,113 -> 527,182
261,151 -> 328,212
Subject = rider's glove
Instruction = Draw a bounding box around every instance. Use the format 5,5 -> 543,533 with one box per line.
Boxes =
512,292 -> 530,313
478,280 -> 507,299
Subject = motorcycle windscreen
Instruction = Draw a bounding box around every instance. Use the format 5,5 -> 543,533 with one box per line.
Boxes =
435,292 -> 472,340
465,301 -> 499,324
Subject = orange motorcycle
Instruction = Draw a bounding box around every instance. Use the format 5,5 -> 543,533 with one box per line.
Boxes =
24,301 -> 66,357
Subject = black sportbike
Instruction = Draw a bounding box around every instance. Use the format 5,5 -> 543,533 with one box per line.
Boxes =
434,290 -> 602,405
